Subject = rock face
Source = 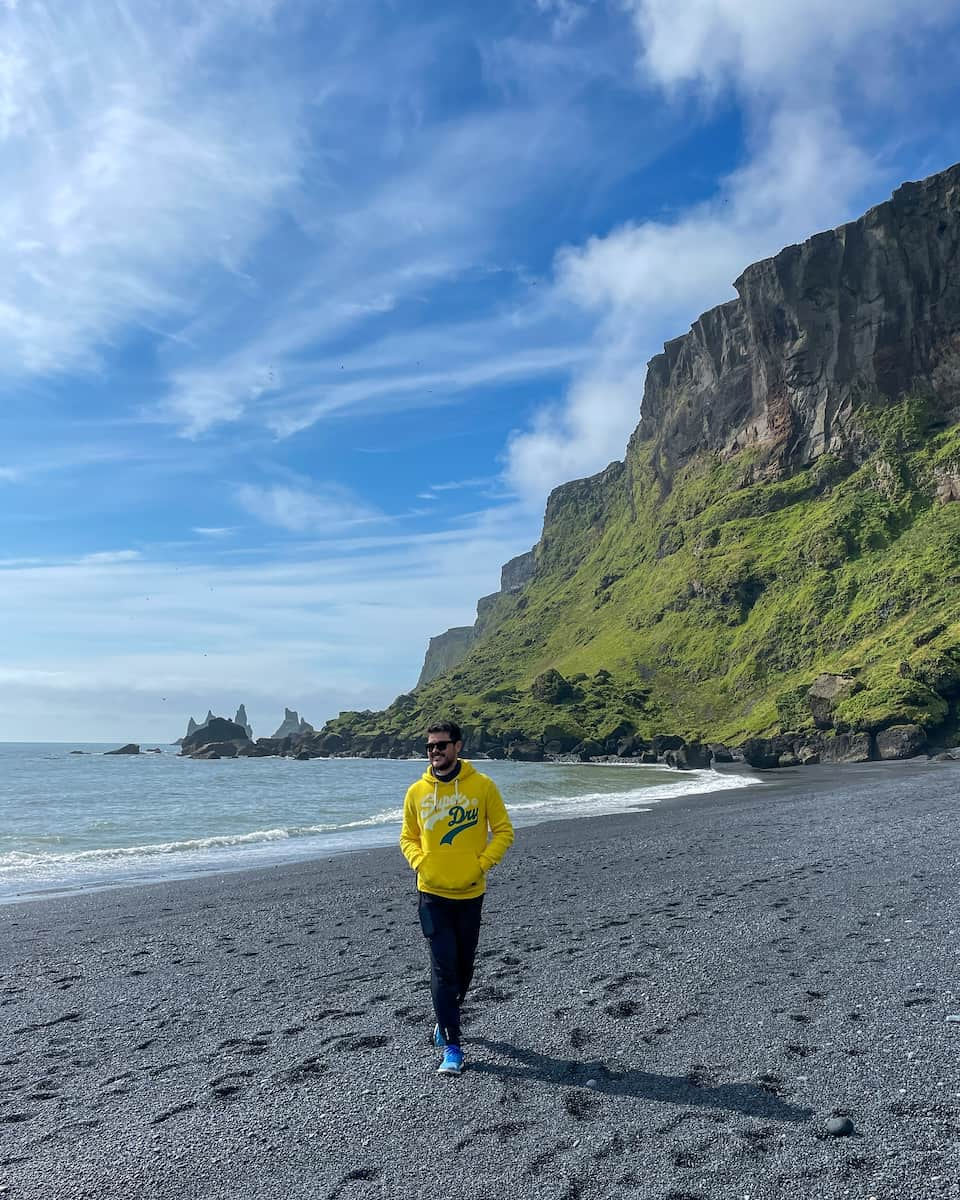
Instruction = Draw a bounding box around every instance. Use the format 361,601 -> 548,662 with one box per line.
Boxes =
633,164 -> 960,484
271,708 -> 313,739
501,550 -> 537,592
416,627 -> 476,688
415,549 -> 541,687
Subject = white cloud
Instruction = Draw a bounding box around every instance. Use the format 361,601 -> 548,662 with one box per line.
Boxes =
626,0 -> 958,97
555,110 -> 874,321
235,484 -> 381,533
80,550 -> 142,564
0,0 -> 300,375
0,466 -> 21,481
193,527 -> 234,537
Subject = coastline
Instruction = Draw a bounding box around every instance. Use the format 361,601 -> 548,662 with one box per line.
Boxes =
2,757 -> 958,1199
0,756 -> 760,907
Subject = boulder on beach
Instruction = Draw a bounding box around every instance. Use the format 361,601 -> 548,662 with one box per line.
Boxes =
821,732 -> 874,763
875,724 -> 927,760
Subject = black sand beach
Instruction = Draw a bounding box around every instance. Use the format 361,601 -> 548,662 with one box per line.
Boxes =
2,760 -> 959,1199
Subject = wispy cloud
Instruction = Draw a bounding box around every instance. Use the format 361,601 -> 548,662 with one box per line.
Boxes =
0,0 -> 300,375
235,483 -> 381,533
0,466 -> 21,482
80,550 -> 142,564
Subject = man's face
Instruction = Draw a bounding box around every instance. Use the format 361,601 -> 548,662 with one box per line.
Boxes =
426,733 -> 460,774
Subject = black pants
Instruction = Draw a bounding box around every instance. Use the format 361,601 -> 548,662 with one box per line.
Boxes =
418,892 -> 484,1046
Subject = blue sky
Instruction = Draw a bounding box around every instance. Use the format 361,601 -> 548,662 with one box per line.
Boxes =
2,0 -> 960,741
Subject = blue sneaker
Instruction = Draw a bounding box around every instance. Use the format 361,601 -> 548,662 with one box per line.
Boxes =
437,1044 -> 464,1076
432,1023 -> 446,1050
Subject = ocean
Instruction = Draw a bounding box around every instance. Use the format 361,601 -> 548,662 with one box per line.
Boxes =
0,742 -> 757,904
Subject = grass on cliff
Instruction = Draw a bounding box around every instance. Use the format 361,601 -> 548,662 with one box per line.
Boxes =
326,394 -> 960,749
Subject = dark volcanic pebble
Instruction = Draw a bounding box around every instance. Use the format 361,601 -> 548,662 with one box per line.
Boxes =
1,759 -> 959,1199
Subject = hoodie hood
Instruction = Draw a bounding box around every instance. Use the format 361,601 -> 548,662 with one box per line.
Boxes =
420,758 -> 478,786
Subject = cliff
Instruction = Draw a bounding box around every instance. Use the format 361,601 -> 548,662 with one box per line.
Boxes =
417,627 -> 476,688
634,165 -> 960,485
321,162 -> 960,760
415,549 -> 541,685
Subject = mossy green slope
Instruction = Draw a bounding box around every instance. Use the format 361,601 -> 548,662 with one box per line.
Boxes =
324,393 -> 960,751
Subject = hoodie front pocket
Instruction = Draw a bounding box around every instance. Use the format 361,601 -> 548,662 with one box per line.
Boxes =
419,850 -> 482,892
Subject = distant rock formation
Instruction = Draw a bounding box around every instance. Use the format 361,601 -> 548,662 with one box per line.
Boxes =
179,706 -> 252,745
272,708 -> 314,738
105,743 -> 140,755
180,718 -> 250,757
235,704 -> 253,739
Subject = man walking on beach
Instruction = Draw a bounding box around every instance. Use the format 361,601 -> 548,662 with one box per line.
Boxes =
400,722 -> 514,1076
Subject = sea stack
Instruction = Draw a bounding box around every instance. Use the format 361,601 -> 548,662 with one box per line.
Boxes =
235,704 -> 253,739
272,708 -> 314,738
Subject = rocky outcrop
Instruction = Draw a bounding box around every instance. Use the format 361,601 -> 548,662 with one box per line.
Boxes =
501,550 -> 537,592
104,743 -> 140,755
180,718 -> 250,757
271,708 -> 313,739
633,164 -> 960,485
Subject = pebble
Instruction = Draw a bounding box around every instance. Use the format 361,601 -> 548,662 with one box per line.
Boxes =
585,1078 -> 598,1089
825,1116 -> 854,1137
945,1014 -> 960,1023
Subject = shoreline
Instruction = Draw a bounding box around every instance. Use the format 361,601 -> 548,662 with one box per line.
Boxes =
0,757 -> 943,911
0,758 -> 762,909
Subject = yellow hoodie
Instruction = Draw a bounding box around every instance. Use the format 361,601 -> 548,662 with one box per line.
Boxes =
400,759 -> 514,900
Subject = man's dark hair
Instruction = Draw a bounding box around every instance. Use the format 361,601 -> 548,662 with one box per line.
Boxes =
427,721 -> 462,743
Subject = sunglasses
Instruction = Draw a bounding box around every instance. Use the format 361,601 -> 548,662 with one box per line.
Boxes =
426,740 -> 453,753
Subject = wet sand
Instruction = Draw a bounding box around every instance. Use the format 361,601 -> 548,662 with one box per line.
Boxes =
1,759 -> 959,1199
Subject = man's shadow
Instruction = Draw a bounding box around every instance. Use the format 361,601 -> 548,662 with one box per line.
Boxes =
468,1037 -> 814,1124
